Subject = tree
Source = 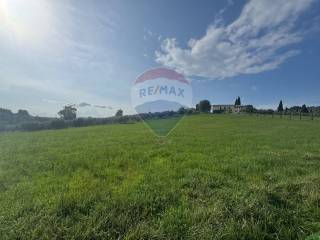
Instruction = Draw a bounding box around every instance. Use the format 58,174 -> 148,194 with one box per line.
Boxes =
244,105 -> 255,113
16,109 -> 31,121
196,103 -> 200,111
235,96 -> 241,106
198,100 -> 211,113
277,100 -> 284,112
178,107 -> 187,114
115,109 -> 123,117
301,104 -> 309,113
17,109 -> 30,117
58,105 -> 77,120
0,108 -> 13,121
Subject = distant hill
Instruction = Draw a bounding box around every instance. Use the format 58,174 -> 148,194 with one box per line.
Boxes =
135,100 -> 184,114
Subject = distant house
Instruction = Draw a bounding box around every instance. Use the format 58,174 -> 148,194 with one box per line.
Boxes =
211,105 -> 249,113
211,105 -> 234,113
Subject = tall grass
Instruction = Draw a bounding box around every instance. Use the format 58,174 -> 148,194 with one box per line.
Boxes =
0,115 -> 319,239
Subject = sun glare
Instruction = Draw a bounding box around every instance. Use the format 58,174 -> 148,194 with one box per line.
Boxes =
0,0 -> 54,44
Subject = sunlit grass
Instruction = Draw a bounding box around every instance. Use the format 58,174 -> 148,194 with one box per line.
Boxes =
0,115 -> 319,239
144,116 -> 183,136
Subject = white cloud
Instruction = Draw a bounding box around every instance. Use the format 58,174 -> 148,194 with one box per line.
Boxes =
156,0 -> 314,79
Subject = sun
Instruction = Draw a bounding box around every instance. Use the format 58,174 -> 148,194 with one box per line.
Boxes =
0,0 -> 54,43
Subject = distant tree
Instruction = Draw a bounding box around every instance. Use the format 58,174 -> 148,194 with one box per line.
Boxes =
235,96 -> 241,106
196,103 -> 200,111
178,107 -> 187,114
301,104 -> 309,113
290,106 -> 302,113
0,108 -> 14,121
50,119 -> 67,129
0,108 -> 12,114
187,108 -> 197,115
277,100 -> 284,112
244,105 -> 255,113
198,100 -> 211,113
58,105 -> 77,120
15,109 -> 31,121
17,109 -> 30,117
115,109 -> 123,117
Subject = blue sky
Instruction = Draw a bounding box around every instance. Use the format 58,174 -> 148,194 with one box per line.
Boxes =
0,0 -> 319,117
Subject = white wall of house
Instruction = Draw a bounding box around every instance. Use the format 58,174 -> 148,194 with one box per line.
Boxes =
211,105 -> 247,113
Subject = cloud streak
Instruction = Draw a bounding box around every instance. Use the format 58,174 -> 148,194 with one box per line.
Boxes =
78,102 -> 113,110
156,0 -> 314,79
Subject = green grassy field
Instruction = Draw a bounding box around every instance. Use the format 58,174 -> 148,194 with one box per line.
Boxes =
0,115 -> 320,239
144,116 -> 184,136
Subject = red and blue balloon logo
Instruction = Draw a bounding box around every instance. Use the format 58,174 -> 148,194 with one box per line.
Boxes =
131,67 -> 192,114
131,67 -> 193,136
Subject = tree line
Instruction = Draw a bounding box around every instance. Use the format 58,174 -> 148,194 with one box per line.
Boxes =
1,97 -> 320,132
0,106 -> 193,132
0,106 -> 129,132
193,98 -> 320,115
